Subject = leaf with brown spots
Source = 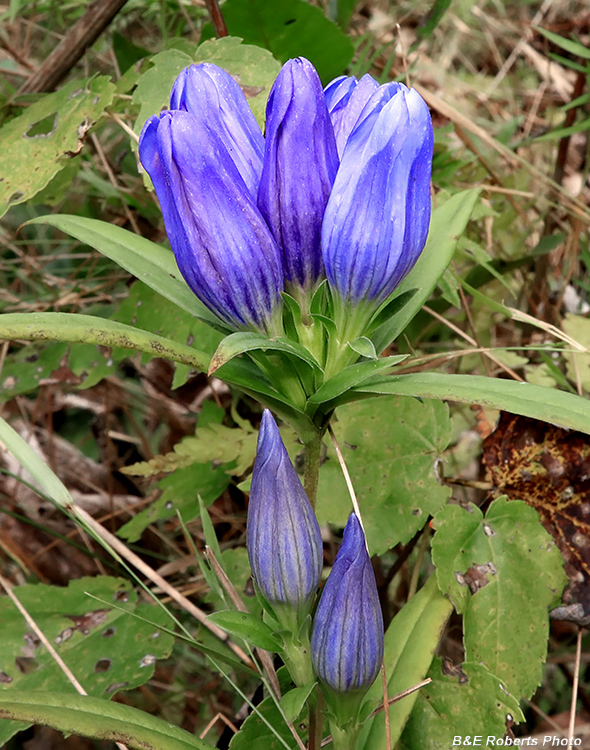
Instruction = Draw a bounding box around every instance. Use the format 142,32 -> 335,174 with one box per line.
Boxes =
483,412 -> 590,625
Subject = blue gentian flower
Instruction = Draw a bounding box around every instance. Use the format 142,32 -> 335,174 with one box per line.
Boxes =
311,513 -> 384,693
247,410 -> 323,607
322,80 -> 434,307
139,59 -> 432,335
139,67 -> 283,334
258,58 -> 339,291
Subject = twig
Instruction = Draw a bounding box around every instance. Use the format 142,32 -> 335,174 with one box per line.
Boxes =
381,661 -> 391,749
327,424 -> 365,539
19,0 -> 130,94
204,546 -> 281,700
568,627 -> 583,745
73,506 -> 255,670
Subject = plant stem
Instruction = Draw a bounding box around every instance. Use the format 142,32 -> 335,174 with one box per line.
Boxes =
308,690 -> 324,750
303,429 -> 324,509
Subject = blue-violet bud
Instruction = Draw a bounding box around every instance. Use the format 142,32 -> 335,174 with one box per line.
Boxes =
247,410 -> 323,607
139,108 -> 283,333
323,73 -> 379,158
311,513 -> 384,693
322,81 -> 433,306
170,63 -> 264,195
258,58 -> 339,291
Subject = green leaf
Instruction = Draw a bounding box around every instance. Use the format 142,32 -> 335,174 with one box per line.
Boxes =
280,682 -> 316,723
204,0 -> 354,83
316,396 -> 451,555
0,577 -> 173,746
114,280 -> 223,387
432,498 -> 566,698
348,336 -> 377,360
26,214 -> 221,328
306,355 -> 408,407
0,690 -> 214,750
355,372 -> 590,436
134,38 -> 280,139
0,312 -> 210,371
563,313 -> 590,393
117,462 -> 231,543
0,77 -> 115,218
228,668 -> 303,749
370,189 -> 480,353
0,415 -> 73,509
358,575 -> 453,750
401,660 -> 523,749
535,26 -> 590,60
207,612 -> 282,652
209,332 -> 322,375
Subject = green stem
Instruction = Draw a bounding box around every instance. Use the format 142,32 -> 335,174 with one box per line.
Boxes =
303,429 -> 324,509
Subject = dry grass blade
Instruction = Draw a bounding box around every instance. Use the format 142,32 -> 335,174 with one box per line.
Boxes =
72,506 -> 256,671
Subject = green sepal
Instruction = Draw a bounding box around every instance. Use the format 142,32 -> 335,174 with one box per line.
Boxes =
348,336 -> 378,360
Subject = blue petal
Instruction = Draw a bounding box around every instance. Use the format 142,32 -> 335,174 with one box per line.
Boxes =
322,84 -> 433,305
311,514 -> 383,693
139,111 -> 283,332
258,58 -> 339,289
324,74 -> 380,158
247,411 -> 323,605
170,63 -> 264,195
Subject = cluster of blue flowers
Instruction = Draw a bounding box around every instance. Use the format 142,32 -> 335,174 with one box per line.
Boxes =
139,57 -> 433,336
248,410 -> 383,699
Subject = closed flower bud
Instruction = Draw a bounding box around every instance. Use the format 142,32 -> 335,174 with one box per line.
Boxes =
258,58 -> 339,291
139,107 -> 283,333
322,81 -> 433,306
311,513 -> 383,694
323,74 -> 379,158
247,410 -> 323,607
170,64 -> 264,195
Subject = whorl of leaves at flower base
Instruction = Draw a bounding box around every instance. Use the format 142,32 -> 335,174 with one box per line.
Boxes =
311,513 -> 384,693
246,410 -> 323,607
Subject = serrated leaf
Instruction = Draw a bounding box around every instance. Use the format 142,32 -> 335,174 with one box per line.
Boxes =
123,422 -> 257,478
432,497 -> 567,698
316,396 -> 451,555
117,462 -> 231,543
133,37 -> 280,140
0,577 -> 173,746
207,612 -> 281,652
401,660 -> 523,749
0,77 -> 115,218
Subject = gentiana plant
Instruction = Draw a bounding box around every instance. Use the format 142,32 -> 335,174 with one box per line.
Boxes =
0,39 -> 586,750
